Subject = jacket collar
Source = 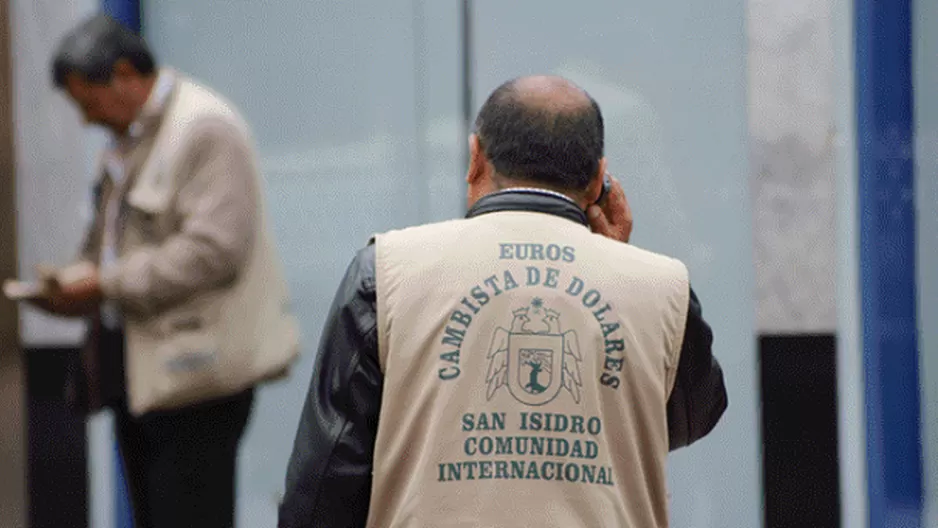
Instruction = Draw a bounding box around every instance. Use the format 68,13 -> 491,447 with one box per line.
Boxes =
126,69 -> 177,141
465,188 -> 589,226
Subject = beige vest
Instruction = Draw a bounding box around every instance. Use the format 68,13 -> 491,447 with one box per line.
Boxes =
369,210 -> 689,528
118,79 -> 300,415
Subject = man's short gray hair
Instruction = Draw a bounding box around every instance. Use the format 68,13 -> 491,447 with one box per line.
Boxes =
52,13 -> 156,88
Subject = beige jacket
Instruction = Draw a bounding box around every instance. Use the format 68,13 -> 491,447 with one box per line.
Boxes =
368,210 -> 690,527
79,71 -> 299,416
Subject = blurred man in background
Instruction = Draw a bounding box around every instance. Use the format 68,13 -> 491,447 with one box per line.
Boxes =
279,75 -> 726,527
30,13 -> 299,528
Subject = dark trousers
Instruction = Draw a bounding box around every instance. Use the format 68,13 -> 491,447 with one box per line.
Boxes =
102,327 -> 254,528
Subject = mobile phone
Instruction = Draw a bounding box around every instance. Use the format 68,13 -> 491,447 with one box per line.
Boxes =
594,173 -> 612,205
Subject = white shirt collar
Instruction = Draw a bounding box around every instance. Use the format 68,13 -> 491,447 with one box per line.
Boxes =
490,187 -> 579,205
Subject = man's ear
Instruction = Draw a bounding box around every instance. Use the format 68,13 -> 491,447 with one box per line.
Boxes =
586,158 -> 608,204
467,134 -> 487,184
111,58 -> 137,81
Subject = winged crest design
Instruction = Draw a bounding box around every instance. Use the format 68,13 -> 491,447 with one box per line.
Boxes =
485,298 -> 583,406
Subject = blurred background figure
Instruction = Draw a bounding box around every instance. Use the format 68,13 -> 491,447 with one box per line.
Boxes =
20,13 -> 299,528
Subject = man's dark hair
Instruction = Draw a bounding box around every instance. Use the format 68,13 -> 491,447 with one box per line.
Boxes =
52,13 -> 156,88
473,77 -> 604,192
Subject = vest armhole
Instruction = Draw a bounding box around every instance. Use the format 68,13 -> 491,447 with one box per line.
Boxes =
665,262 -> 691,396
374,235 -> 390,373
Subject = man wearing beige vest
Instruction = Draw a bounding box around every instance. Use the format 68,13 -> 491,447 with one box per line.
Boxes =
27,14 -> 299,528
279,76 -> 726,527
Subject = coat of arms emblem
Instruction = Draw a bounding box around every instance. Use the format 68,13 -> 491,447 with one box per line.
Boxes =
485,298 -> 583,406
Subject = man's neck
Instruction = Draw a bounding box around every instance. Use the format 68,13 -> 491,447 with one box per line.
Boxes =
494,180 -> 586,208
139,75 -> 158,101
115,74 -> 160,139
132,75 -> 159,117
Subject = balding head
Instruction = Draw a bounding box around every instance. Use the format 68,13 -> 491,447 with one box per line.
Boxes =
506,76 -> 595,114
471,75 -> 605,197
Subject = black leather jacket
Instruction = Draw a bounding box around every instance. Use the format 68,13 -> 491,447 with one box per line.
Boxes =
278,190 -> 728,528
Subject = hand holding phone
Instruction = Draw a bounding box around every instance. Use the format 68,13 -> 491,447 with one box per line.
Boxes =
587,173 -> 633,243
594,173 -> 612,205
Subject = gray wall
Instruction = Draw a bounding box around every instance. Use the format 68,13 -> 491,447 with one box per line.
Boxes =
830,0 -> 867,523
914,0 -> 938,522
749,0 -> 838,335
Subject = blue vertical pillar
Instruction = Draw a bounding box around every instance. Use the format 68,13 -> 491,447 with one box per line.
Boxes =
99,2 -> 140,526
101,0 -> 140,34
855,0 -> 924,526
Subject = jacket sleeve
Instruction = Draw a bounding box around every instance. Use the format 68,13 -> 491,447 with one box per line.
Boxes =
99,119 -> 257,316
279,244 -> 382,528
667,286 -> 728,451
